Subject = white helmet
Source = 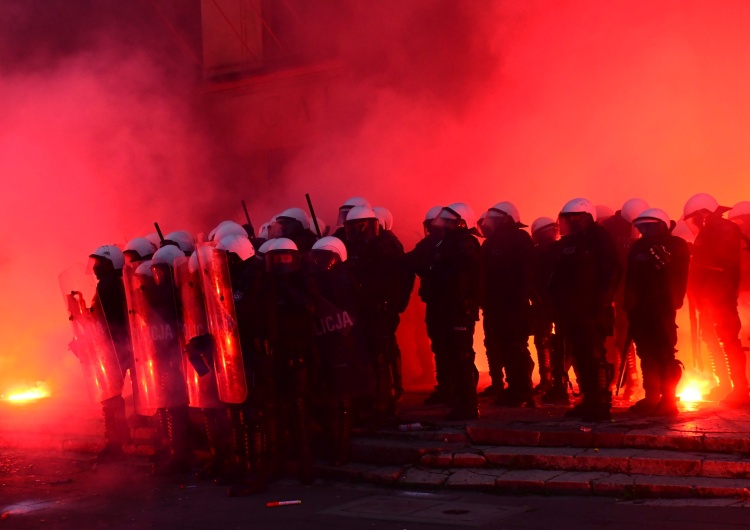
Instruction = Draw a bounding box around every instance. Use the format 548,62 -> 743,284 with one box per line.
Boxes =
164,230 -> 195,254
560,198 -> 597,219
144,232 -> 162,248
213,221 -> 248,242
439,202 -> 477,230
346,205 -> 378,222
312,236 -> 348,262
424,205 -> 443,222
488,201 -> 521,224
672,220 -> 696,243
90,245 -> 125,270
338,197 -> 371,226
124,237 -> 157,260
621,198 -> 650,223
135,260 -> 153,276
683,193 -> 720,219
217,234 -> 255,261
634,208 -> 670,226
595,205 -> 615,222
311,216 -> 328,236
257,239 -> 275,256
342,196 -> 371,209
277,207 -> 311,230
373,207 -> 394,231
188,251 -> 200,274
728,201 -> 750,220
152,245 -> 184,266
258,221 -> 272,240
268,237 -> 298,252
531,216 -> 556,236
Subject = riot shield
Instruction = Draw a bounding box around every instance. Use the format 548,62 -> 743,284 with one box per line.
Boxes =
196,242 -> 248,403
123,260 -> 188,414
59,264 -> 124,403
174,257 -> 222,409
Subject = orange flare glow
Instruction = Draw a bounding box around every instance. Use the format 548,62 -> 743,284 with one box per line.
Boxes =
4,382 -> 50,404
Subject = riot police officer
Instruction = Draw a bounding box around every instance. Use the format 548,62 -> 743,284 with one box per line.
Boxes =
528,217 -> 568,404
81,245 -> 132,461
550,198 -> 621,421
307,236 -> 373,465
625,209 -> 690,416
685,193 -> 749,407
479,202 -> 535,407
263,238 -> 315,484
601,198 -> 650,400
424,203 -> 482,420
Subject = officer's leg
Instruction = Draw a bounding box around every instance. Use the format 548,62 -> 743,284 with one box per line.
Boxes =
153,406 -> 191,475
496,329 -> 534,407
701,307 -> 732,399
542,329 -> 571,404
533,321 -> 553,394
424,308 -> 453,404
196,407 -> 230,479
481,311 -> 505,396
97,395 -> 129,462
445,321 -> 479,421
714,304 -> 750,407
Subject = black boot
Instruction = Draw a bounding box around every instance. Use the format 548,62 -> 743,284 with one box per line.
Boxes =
97,396 -> 129,463
629,357 -> 661,415
196,408 -> 229,480
153,407 -> 191,475
331,399 -> 353,466
722,341 -> 750,408
653,359 -> 683,416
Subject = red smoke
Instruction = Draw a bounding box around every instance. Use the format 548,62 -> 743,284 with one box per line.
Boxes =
4,1 -> 750,409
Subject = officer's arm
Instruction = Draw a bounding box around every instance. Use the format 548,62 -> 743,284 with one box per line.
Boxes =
671,238 -> 691,310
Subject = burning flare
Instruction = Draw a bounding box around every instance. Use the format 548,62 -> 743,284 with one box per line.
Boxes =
3,382 -> 50,404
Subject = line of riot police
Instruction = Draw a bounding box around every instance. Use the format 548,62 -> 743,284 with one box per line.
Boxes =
60,191 -> 750,493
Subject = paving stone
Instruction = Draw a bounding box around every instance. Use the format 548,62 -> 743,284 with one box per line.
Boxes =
466,426 -> 540,446
314,462 -> 371,481
452,452 -> 486,467
628,450 -> 703,476
444,469 -> 497,489
629,474 -> 697,498
703,435 -> 750,454
700,457 -> 750,478
574,448 -> 642,474
623,430 -> 704,451
591,473 -> 635,496
419,452 -> 453,468
538,430 -> 593,448
545,471 -> 610,495
483,446 -> 580,470
399,468 -> 449,488
362,466 -> 404,484
592,431 -> 627,448
495,469 -> 564,493
692,477 -> 750,498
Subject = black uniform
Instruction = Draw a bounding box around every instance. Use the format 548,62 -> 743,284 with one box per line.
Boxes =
529,239 -> 568,402
479,224 -> 535,405
550,222 -> 621,421
420,228 -> 481,419
346,230 -> 413,420
264,266 -> 315,483
90,270 -> 132,457
408,232 -> 452,402
308,262 -> 374,464
690,214 -> 748,404
601,212 -> 639,397
625,231 -> 690,414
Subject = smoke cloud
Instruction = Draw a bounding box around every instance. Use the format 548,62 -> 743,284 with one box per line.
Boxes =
4,0 -> 750,411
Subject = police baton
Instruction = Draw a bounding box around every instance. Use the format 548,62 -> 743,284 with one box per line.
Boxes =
154,222 -> 166,243
241,199 -> 255,238
305,193 -> 323,238
615,331 -> 633,396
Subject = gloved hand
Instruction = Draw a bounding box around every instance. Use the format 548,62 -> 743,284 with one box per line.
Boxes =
186,333 -> 216,376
